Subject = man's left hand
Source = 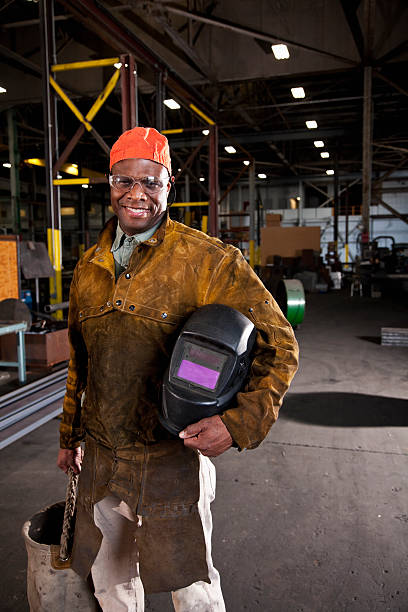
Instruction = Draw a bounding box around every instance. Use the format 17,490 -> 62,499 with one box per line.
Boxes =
179,415 -> 233,457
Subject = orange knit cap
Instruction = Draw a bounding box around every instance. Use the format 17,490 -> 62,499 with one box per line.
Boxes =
110,127 -> 171,175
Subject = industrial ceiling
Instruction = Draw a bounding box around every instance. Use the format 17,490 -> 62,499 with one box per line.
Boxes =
0,0 -> 407,199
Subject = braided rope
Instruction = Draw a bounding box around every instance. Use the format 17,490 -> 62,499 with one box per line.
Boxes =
59,467 -> 79,562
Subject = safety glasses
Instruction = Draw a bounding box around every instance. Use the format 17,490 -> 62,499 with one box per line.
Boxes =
109,174 -> 170,194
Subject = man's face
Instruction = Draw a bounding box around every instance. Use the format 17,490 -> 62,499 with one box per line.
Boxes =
110,158 -> 171,235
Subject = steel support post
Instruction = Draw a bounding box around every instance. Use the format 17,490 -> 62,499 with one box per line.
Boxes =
249,163 -> 256,268
121,54 -> 138,131
7,109 -> 21,235
362,65 -> 373,240
298,180 -> 305,227
155,71 -> 165,132
208,125 -> 219,237
40,0 -> 63,319
334,151 -> 339,251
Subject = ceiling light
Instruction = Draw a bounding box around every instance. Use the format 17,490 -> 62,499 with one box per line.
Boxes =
258,173 -> 267,179
314,140 -> 324,148
114,62 -> 122,69
199,177 -> 205,182
224,146 -> 236,154
57,173 -> 62,179
177,168 -> 182,172
0,87 -> 7,94
82,184 -> 89,188
326,169 -> 334,175
320,152 -> 330,158
243,160 -> 250,166
163,98 -> 181,110
306,120 -> 318,129
3,162 -> 11,168
202,129 -> 210,136
291,87 -> 305,99
271,44 -> 290,60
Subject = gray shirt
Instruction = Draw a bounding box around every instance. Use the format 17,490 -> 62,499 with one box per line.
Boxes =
111,220 -> 162,278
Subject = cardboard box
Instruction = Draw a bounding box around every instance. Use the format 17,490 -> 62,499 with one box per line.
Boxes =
0,328 -> 70,369
265,213 -> 282,227
260,226 -> 320,265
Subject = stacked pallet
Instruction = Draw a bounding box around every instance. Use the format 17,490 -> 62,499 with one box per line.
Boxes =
381,328 -> 408,346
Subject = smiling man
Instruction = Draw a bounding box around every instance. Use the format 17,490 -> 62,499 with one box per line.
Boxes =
57,126 -> 298,611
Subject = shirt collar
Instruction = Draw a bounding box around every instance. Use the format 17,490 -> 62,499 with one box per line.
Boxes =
111,219 -> 163,253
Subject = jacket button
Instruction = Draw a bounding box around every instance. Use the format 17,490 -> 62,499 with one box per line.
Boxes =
107,301 -> 112,307
129,304 -> 135,311
116,299 -> 122,306
248,307 -> 253,313
125,273 -> 131,279
100,306 -> 104,311
265,300 -> 269,304
161,312 -> 168,319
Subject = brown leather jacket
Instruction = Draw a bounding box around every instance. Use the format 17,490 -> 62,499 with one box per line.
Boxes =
61,214 -> 298,451
61,214 -> 299,591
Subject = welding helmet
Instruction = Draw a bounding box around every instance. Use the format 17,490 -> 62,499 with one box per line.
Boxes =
159,304 -> 257,435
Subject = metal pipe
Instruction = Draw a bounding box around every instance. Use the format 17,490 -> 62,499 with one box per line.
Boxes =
44,301 -> 69,313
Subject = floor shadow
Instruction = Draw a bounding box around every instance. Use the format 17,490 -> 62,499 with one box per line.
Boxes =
358,335 -> 381,345
281,392 -> 408,427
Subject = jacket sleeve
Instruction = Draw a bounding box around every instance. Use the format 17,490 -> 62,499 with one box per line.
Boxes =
59,266 -> 88,449
204,248 -> 299,450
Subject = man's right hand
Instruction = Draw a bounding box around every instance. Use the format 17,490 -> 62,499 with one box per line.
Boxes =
57,447 -> 83,475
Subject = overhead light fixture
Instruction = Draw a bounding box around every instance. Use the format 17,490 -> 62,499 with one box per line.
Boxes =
163,98 -> 181,110
258,173 -> 267,179
56,173 -> 62,179
291,87 -> 305,99
320,152 -> 330,158
306,120 -> 318,129
114,62 -> 122,69
202,129 -> 210,136
314,140 -> 324,148
177,168 -> 182,172
326,169 -> 334,175
0,87 -> 7,94
224,146 -> 236,154
271,44 -> 290,60
243,160 -> 250,166
3,162 -> 11,168
199,177 -> 205,182
82,184 -> 89,188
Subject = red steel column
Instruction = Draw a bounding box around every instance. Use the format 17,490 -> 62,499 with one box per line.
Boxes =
209,125 -> 219,237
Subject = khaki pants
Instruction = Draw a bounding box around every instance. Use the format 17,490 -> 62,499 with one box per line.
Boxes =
91,454 -> 226,611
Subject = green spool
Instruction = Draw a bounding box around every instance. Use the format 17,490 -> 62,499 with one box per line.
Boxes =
276,279 -> 305,326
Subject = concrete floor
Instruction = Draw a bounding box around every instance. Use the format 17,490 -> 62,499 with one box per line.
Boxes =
1,290 -> 407,611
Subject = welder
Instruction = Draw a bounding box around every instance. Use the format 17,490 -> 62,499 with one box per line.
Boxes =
57,126 -> 299,611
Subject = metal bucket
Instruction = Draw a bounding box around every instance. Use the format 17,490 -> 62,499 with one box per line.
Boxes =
22,500 -> 98,611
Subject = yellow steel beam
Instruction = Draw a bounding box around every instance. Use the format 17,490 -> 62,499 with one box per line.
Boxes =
53,178 -> 90,185
249,239 -> 255,269
49,76 -> 92,131
86,69 -> 120,122
189,103 -> 215,126
161,128 -> 184,134
173,201 -> 209,207
51,57 -> 120,71
201,215 -> 208,233
47,228 -> 63,320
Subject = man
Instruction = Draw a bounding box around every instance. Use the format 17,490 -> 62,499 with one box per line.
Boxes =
57,126 -> 298,611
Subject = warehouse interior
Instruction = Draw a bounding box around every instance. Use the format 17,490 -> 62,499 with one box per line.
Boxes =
0,1 -> 407,611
